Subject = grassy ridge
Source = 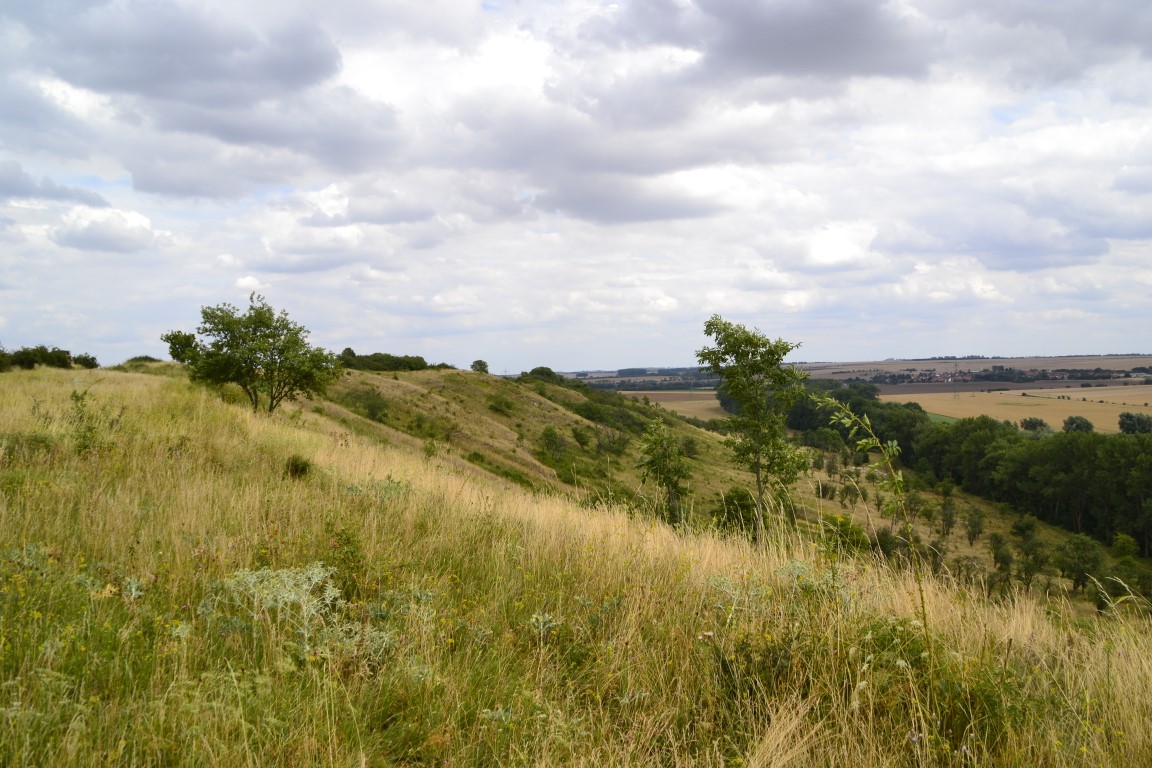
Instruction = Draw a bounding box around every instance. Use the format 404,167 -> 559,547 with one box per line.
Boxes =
2,369 -> 1151,765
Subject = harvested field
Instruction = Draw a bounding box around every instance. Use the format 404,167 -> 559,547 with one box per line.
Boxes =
621,390 -> 727,420
881,384 -> 1152,434
803,353 -> 1152,379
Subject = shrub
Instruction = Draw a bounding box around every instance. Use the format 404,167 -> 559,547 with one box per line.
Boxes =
709,487 -> 756,533
821,513 -> 869,552
343,385 -> 389,422
487,394 -> 515,416
285,454 -> 312,479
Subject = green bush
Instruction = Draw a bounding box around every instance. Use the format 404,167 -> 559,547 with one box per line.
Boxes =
342,385 -> 389,422
821,513 -> 869,552
709,487 -> 756,533
285,454 -> 312,479
487,394 -> 515,416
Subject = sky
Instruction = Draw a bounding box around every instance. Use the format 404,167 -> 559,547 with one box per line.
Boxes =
2,0 -> 1151,373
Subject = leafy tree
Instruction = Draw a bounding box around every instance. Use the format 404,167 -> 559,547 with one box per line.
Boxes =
988,533 -> 1014,588
470,359 -> 490,374
10,345 -> 73,369
1009,516 -> 1048,588
1118,412 -> 1152,434
1019,416 -> 1050,433
0,343 -> 11,372
1014,535 -> 1048,588
1062,415 -> 1094,433
1113,532 -> 1140,559
964,506 -> 986,545
938,496 -> 957,538
593,426 -> 630,457
538,425 -> 568,462
73,353 -> 99,369
162,293 -> 341,414
636,419 -> 691,525
1053,534 -> 1104,593
697,315 -> 808,541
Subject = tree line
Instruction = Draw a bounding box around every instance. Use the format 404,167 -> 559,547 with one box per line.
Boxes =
338,348 -> 455,372
772,381 -> 1152,557
0,343 -> 99,372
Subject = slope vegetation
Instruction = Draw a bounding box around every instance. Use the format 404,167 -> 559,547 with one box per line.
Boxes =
1,369 -> 1151,766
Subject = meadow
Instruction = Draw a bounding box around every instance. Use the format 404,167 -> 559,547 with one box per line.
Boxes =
3,368 -> 1152,766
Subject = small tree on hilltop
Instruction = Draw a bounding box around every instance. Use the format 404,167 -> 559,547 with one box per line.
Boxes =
697,315 -> 808,542
162,293 -> 341,414
470,359 -> 490,374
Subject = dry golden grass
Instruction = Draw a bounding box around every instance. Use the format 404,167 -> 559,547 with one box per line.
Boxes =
882,385 -> 1152,433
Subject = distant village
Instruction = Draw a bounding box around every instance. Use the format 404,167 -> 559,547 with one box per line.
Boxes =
863,364 -> 1150,386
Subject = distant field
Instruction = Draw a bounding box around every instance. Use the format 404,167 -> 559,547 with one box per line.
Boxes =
621,380 -> 1152,433
621,390 -> 727,420
882,384 -> 1152,434
803,353 -> 1152,379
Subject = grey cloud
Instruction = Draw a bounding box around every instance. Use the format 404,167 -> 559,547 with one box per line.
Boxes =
578,0 -> 701,50
0,160 -> 109,206
123,135 -> 306,198
0,75 -> 94,156
29,3 -> 341,108
909,206 -> 1109,271
928,0 -> 1152,56
530,173 -> 726,224
449,95 -> 783,192
343,197 -> 435,226
586,0 -> 940,81
1113,165 -> 1152,195
147,86 -> 401,172
920,0 -> 1152,85
694,0 -> 940,80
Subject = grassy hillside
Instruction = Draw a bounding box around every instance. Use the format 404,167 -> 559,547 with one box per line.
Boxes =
3,368 -> 1152,766
319,367 -> 749,512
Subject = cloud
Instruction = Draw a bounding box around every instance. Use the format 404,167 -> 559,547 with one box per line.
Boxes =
235,275 -> 267,291
693,0 -> 941,80
148,85 -> 402,172
588,0 -> 940,81
3,0 -> 1152,368
0,160 -> 108,205
27,4 -> 341,107
51,206 -> 157,252
530,172 -> 727,224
